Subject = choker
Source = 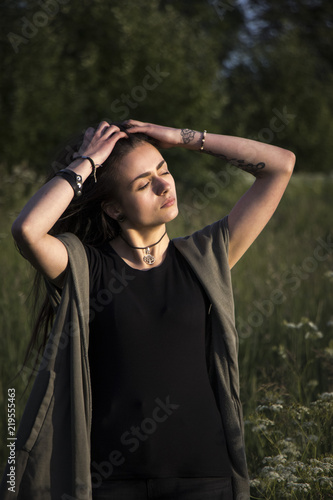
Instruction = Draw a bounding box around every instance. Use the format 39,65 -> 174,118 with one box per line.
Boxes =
120,230 -> 167,265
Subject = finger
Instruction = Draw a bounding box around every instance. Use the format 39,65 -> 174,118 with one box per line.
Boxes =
103,131 -> 128,150
124,126 -> 144,134
95,120 -> 111,135
82,127 -> 95,144
104,125 -> 122,138
77,127 -> 95,154
108,131 -> 128,142
85,126 -> 95,136
97,132 -> 128,160
122,119 -> 144,128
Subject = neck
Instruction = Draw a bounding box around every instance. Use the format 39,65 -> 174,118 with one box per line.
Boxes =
112,225 -> 170,268
121,225 -> 167,248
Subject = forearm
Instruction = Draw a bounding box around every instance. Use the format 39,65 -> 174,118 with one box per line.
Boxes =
179,129 -> 295,177
12,158 -> 92,246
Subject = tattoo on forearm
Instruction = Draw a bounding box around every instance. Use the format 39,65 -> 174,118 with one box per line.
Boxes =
181,128 -> 196,144
203,149 -> 266,174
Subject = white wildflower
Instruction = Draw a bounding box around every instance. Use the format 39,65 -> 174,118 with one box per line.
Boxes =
271,404 -> 283,412
261,467 -> 284,482
283,320 -> 303,329
305,329 -> 323,340
302,420 -> 317,431
307,434 -> 319,443
307,320 -> 318,330
278,439 -> 301,459
307,379 -> 319,388
311,466 -> 324,474
250,479 -> 260,488
319,392 -> 333,401
252,421 -> 273,433
256,403 -> 283,413
288,482 -> 311,493
299,405 -> 310,414
318,477 -> 333,487
263,455 -> 287,465
256,404 -> 269,412
277,344 -> 288,359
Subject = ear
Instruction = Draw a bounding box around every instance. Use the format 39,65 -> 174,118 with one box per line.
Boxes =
102,200 -> 123,221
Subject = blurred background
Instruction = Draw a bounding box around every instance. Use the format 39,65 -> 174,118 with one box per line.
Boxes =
1,0 -> 332,497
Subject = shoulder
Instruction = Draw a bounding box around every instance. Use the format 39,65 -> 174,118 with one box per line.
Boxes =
55,233 -> 110,264
172,216 -> 232,300
173,215 -> 229,256
55,232 -> 86,258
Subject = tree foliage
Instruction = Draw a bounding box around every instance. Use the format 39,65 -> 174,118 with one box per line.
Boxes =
0,0 -> 332,174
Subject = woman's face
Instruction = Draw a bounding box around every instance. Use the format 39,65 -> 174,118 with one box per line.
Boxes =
107,142 -> 178,229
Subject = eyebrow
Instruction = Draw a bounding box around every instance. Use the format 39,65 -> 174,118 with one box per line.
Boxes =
130,160 -> 166,185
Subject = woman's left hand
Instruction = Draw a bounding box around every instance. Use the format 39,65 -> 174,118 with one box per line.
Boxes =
123,120 -> 184,149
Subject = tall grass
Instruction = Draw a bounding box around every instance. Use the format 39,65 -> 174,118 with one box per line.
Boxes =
1,163 -> 332,498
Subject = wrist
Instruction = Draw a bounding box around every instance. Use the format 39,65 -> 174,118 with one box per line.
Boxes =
74,155 -> 102,182
66,157 -> 95,182
68,155 -> 101,182
179,129 -> 203,150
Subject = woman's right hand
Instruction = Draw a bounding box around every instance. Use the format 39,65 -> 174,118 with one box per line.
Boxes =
12,121 -> 128,285
74,121 -> 128,166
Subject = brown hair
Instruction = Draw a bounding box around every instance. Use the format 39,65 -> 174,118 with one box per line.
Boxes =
22,122 -> 158,381
50,122 -> 159,244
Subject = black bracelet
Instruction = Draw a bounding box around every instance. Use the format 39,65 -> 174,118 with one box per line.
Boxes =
55,169 -> 83,197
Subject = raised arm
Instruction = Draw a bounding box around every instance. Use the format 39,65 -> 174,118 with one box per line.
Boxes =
125,121 -> 296,268
187,131 -> 296,268
11,122 -> 127,284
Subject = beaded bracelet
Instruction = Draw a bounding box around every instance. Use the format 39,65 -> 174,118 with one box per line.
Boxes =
200,130 -> 207,151
55,169 -> 83,197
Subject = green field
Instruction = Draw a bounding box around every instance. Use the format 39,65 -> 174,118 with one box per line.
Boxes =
1,164 -> 332,498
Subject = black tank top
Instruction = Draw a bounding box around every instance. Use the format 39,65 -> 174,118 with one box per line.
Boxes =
85,240 -> 231,480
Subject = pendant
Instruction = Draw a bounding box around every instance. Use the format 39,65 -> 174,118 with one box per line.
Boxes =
143,247 -> 155,265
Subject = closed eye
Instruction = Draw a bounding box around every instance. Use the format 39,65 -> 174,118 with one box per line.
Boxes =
138,182 -> 150,190
138,171 -> 170,190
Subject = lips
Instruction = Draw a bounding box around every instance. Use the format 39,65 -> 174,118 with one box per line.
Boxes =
161,197 -> 175,208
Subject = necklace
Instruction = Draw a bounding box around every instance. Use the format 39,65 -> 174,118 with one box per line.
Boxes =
120,230 -> 167,265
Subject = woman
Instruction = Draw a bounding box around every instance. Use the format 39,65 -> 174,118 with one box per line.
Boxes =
2,120 -> 295,500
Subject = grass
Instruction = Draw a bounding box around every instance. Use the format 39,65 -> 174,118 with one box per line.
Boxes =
0,162 -> 332,498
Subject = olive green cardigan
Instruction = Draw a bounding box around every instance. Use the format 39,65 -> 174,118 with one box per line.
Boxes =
0,216 -> 250,500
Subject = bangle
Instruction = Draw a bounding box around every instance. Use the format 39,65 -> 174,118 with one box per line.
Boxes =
55,169 -> 83,197
200,130 -> 207,151
74,155 -> 102,183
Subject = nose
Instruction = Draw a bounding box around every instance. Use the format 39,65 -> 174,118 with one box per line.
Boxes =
155,177 -> 170,196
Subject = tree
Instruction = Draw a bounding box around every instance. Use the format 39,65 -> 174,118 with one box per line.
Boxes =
0,0 -> 244,174
223,0 -> 333,172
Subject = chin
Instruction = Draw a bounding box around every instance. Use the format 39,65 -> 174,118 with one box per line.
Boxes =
165,205 -> 179,222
